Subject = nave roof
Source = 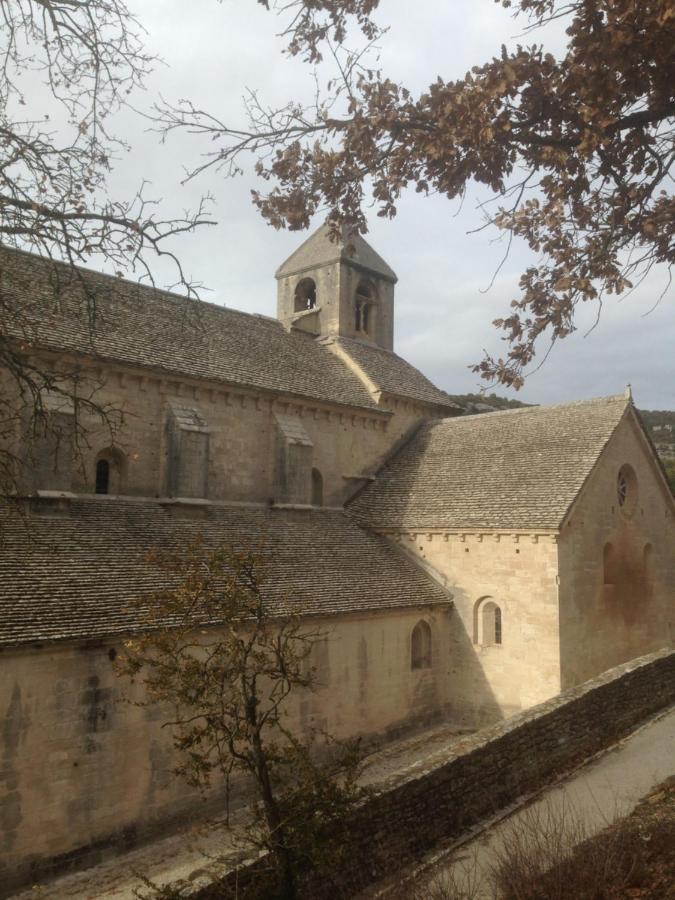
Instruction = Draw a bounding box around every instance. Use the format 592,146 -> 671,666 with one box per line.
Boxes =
0,499 -> 450,648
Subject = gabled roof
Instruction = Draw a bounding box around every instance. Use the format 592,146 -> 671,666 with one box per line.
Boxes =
349,395 -> 631,531
328,336 -> 461,411
0,500 -> 450,647
1,246 -> 379,412
275,224 -> 398,283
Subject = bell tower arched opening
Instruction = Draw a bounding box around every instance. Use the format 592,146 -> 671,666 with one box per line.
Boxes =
294,277 -> 317,312
355,279 -> 376,336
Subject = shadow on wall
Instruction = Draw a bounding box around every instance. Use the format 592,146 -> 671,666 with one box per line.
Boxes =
444,592 -> 504,727
601,534 -> 655,623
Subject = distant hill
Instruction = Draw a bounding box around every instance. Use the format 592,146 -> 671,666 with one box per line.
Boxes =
638,409 -> 675,447
638,409 -> 675,492
449,392 -> 532,414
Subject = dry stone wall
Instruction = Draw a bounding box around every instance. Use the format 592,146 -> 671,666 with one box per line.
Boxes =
200,647 -> 675,899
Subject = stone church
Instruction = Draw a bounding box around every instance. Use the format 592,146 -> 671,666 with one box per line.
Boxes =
0,226 -> 673,891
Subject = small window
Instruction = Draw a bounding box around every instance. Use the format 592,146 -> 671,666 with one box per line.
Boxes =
311,467 -> 323,507
482,602 -> 502,646
474,597 -> 503,647
411,620 -> 432,670
617,464 -> 637,517
95,458 -> 110,494
494,605 -> 502,645
94,447 -> 127,495
294,277 -> 317,312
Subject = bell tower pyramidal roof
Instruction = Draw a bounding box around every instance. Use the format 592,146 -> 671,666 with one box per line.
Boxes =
275,223 -> 397,351
275,223 -> 398,283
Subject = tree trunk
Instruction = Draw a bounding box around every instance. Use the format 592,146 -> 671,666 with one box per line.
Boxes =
246,693 -> 296,898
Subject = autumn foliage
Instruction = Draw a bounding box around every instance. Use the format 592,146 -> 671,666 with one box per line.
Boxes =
164,0 -> 675,387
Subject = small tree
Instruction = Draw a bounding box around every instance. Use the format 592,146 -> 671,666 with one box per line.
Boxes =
117,541 -> 366,899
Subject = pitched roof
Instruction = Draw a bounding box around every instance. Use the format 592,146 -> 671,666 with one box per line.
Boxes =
349,395 -> 631,530
275,224 -> 397,282
329,336 -> 461,411
0,500 -> 450,647
1,246 -> 379,412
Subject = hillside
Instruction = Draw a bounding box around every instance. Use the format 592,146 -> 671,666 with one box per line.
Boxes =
638,409 -> 675,448
638,409 -> 675,492
449,392 -> 532,414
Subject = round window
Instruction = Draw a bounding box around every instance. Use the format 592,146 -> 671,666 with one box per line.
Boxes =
617,464 -> 637,517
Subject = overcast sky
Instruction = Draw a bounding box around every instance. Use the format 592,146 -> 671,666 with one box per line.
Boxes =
90,1 -> 675,410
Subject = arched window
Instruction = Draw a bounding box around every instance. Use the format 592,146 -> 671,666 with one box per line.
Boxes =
603,542 -> 618,585
311,467 -> 323,507
494,605 -> 502,645
474,597 -> 503,646
94,448 -> 127,495
95,458 -> 110,494
355,279 -> 376,334
411,620 -> 432,670
294,277 -> 317,312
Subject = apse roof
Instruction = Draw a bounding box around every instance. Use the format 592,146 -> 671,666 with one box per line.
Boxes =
349,395 -> 634,530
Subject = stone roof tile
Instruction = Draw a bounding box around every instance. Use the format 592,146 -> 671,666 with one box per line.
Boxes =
349,395 -> 630,530
1,246 -> 379,411
330,336 -> 460,411
275,224 -> 397,282
0,500 -> 450,647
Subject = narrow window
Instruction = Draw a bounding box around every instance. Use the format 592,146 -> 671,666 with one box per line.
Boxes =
411,620 -> 432,669
94,447 -> 127,495
311,467 -> 323,507
475,598 -> 503,647
494,605 -> 502,645
95,458 -> 110,494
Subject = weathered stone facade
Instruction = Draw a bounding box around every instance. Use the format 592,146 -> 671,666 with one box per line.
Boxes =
0,227 -> 673,892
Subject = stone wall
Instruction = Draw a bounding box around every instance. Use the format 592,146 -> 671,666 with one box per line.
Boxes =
0,606 -> 451,896
19,352 -> 435,510
380,529 -> 562,722
201,648 -> 675,900
558,413 -> 675,688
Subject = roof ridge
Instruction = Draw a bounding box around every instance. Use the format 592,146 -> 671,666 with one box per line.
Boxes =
350,392 -> 633,531
334,335 -> 403,358
0,244 -> 289,327
2,244 -> 382,411
431,393 -> 628,427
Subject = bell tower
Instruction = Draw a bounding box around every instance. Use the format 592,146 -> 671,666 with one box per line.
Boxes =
275,224 -> 397,350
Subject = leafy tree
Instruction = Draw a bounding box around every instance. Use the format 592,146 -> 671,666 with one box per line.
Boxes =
160,0 -> 675,388
663,458 -> 675,494
117,542 -> 366,900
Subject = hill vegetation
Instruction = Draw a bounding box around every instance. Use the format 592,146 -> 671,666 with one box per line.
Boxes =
450,393 -> 532,413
